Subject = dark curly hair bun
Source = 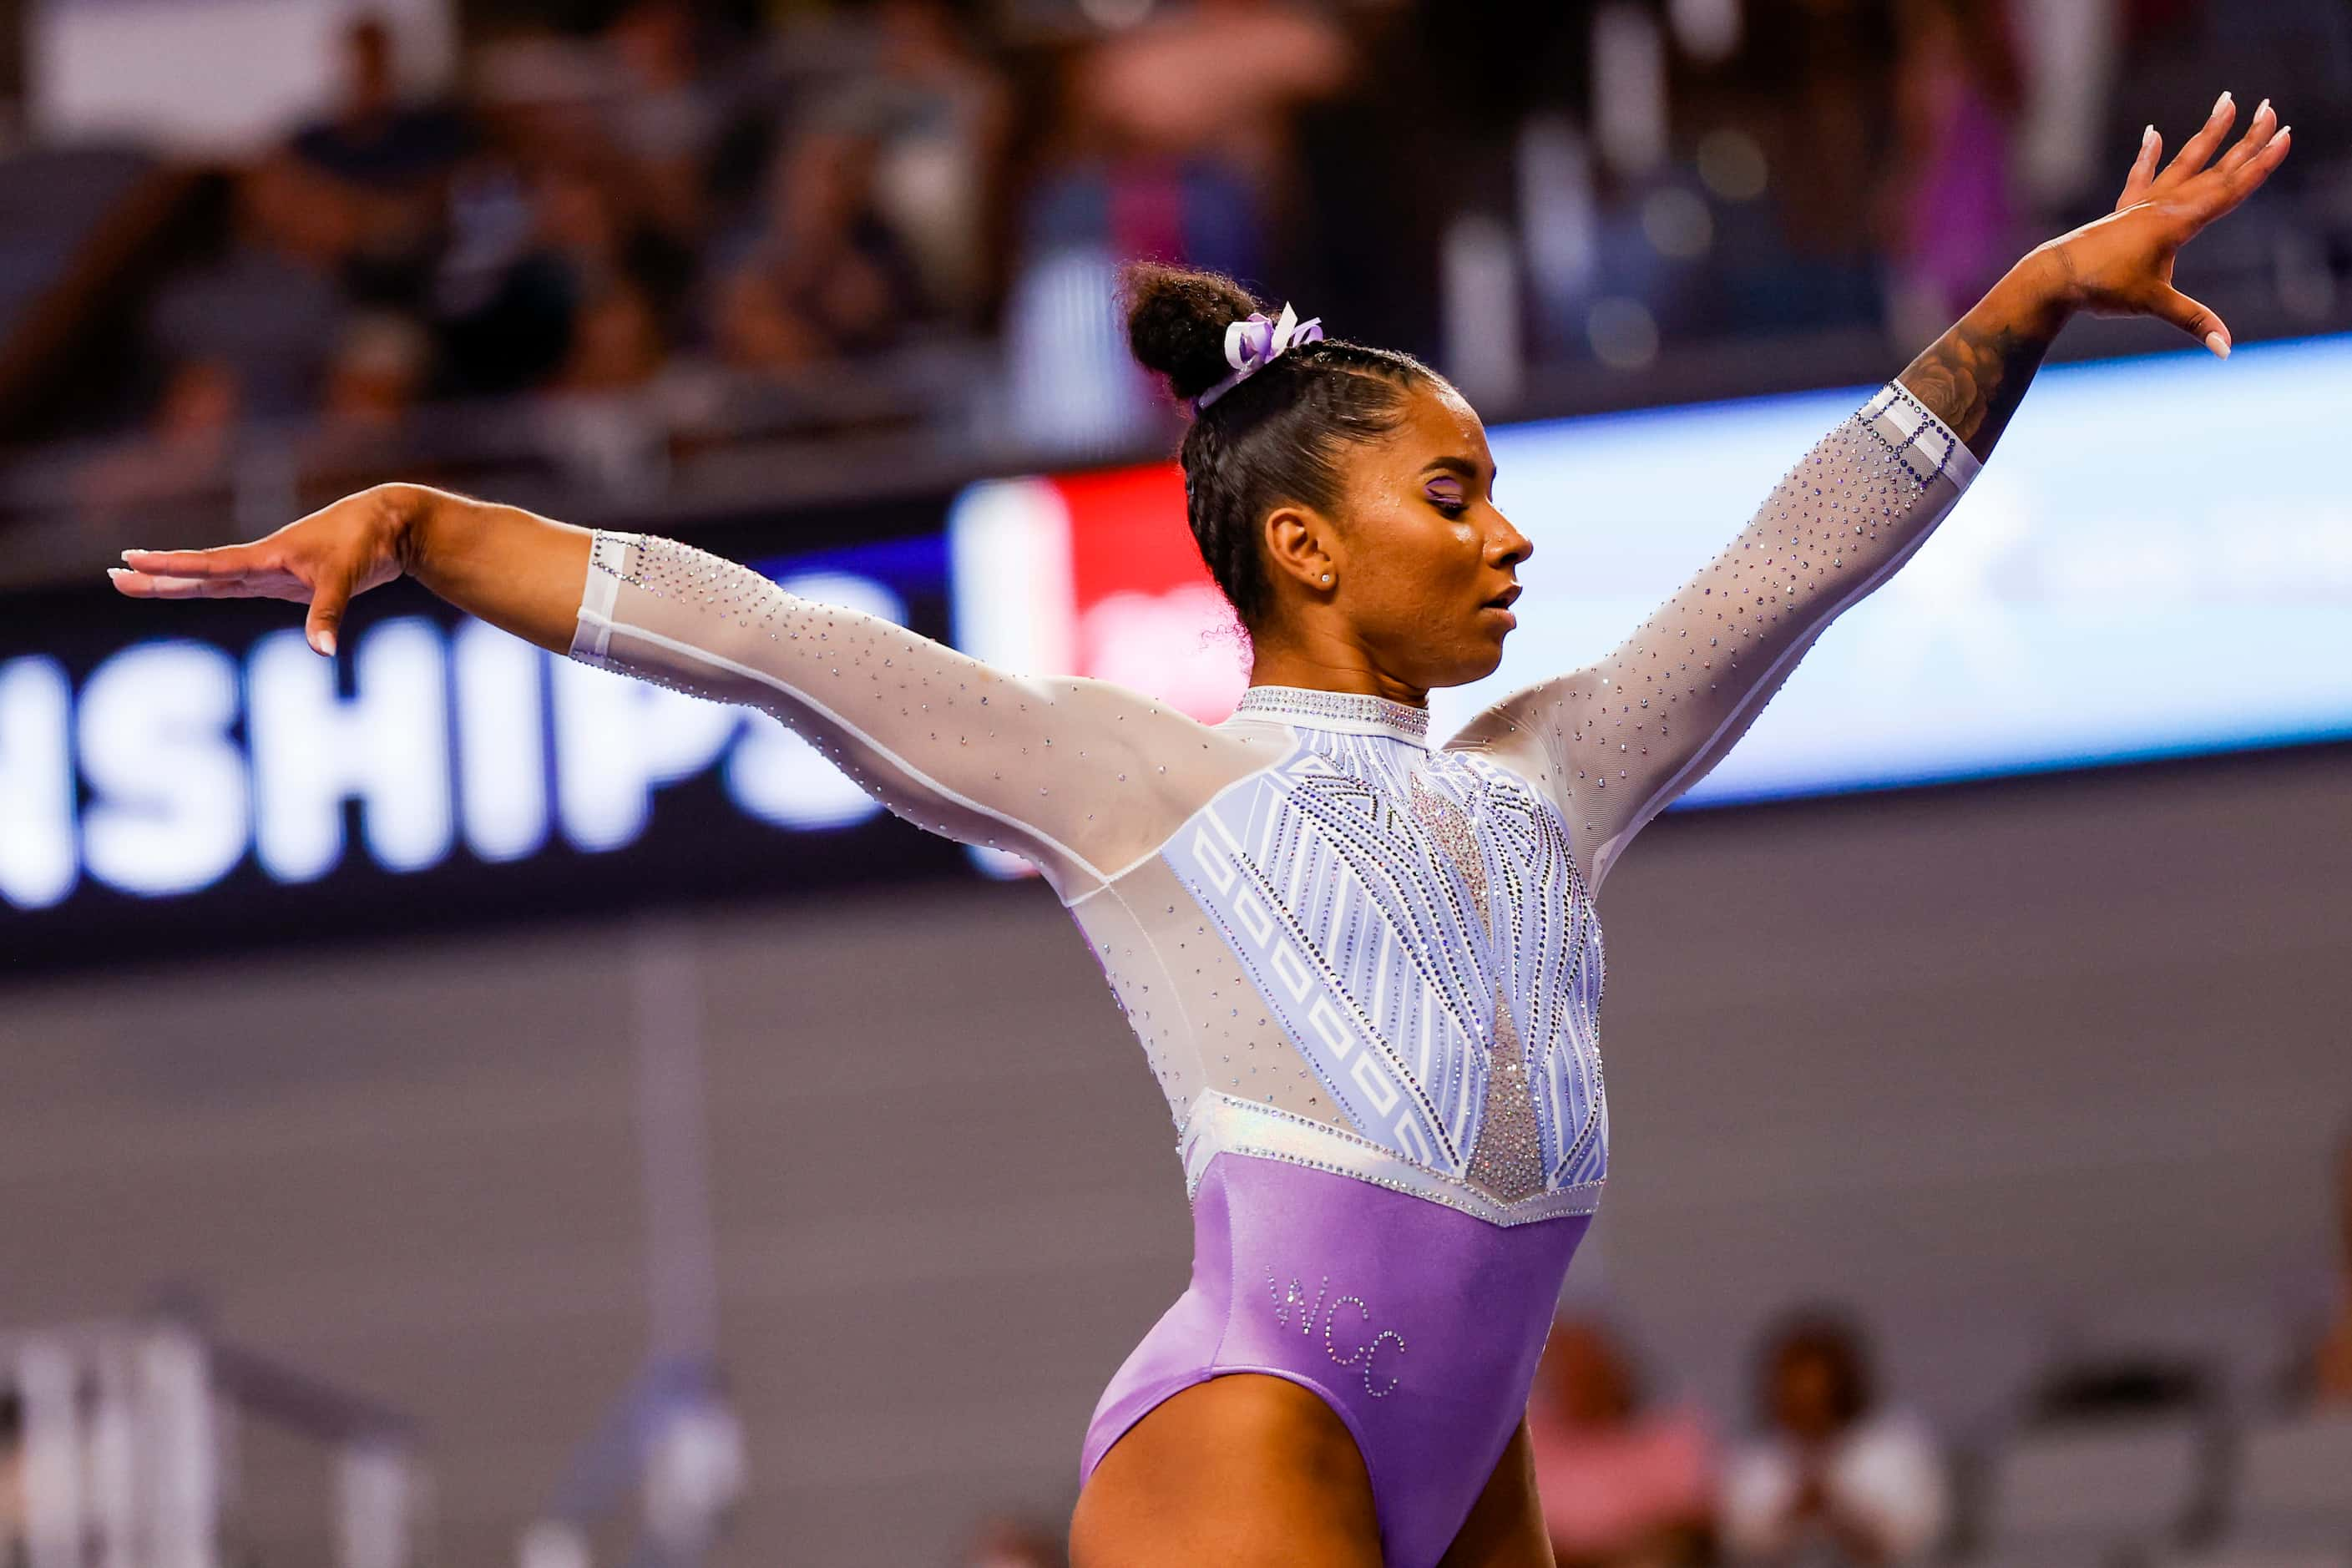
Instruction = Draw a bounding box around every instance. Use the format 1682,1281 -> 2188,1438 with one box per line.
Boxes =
1116,258 -> 1434,636
1120,261 -> 1264,405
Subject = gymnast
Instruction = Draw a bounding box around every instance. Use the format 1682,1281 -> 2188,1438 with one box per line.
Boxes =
113,93 -> 2288,1568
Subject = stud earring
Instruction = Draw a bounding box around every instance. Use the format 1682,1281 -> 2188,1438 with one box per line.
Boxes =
1322,574 -> 1332,583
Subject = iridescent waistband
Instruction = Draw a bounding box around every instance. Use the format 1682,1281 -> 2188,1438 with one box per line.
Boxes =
1177,1093 -> 1604,1229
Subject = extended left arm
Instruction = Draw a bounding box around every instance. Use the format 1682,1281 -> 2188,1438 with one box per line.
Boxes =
1449,92 -> 2290,892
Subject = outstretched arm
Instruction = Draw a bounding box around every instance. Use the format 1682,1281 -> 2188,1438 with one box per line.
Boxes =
1449,92 -> 2290,892
110,485 -> 1238,903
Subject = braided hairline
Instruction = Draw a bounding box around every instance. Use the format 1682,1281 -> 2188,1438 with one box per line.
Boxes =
1178,338 -> 1434,631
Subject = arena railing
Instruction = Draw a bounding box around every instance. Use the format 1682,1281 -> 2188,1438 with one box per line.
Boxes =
1,1313 -> 422,1568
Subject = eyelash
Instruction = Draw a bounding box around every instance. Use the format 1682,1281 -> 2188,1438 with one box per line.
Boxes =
1429,494 -> 1468,517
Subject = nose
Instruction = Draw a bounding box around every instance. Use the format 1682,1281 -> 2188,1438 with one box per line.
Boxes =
1491,509 -> 1533,566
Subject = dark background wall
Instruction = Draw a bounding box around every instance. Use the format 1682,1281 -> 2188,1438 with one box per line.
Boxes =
3,745 -> 2345,1565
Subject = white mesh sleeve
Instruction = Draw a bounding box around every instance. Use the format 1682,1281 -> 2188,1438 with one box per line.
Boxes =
568,530 -> 1237,903
1447,382 -> 1979,892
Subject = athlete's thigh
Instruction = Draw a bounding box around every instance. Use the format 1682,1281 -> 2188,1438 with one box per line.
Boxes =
1437,1419 -> 1557,1568
1070,1373 -> 1383,1568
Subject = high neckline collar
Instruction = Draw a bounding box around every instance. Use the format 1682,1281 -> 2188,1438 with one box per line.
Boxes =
1228,683 -> 1433,747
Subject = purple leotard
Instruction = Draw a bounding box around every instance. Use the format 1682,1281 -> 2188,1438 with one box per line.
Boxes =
566,383 -> 1978,1564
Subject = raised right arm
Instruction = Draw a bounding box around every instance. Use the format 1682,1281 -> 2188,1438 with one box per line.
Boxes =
114,484 -> 1244,902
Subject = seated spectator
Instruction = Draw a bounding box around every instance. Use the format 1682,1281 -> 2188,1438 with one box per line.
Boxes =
273,13 -> 473,308
288,15 -> 471,195
1721,1306 -> 1949,1566
538,282 -> 687,497
77,358 -> 245,532
1527,1313 -> 1717,1568
299,313 -> 433,504
322,312 -> 432,430
796,0 -> 1011,321
1876,0 -> 2023,346
431,147 -> 692,397
1017,0 -> 1350,293
711,133 -> 926,372
1075,0 -> 1348,194
2309,1122 -> 2352,1405
599,0 -> 726,246
147,167 -> 344,423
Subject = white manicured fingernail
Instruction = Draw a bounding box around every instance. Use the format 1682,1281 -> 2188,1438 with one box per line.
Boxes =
2257,98 -> 2271,119
106,567 -> 129,579
2141,124 -> 2155,149
2215,90 -> 2232,114
119,549 -> 138,560
319,630 -> 337,657
2205,331 -> 2230,358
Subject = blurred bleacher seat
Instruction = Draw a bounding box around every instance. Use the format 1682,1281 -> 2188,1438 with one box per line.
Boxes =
1977,1416 -> 2210,1567
2224,1409 -> 2352,1553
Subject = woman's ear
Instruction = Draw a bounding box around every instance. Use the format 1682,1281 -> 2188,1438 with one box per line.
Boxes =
1262,501 -> 1339,594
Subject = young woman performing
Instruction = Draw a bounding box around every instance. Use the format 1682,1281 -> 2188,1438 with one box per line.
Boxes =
112,94 -> 2287,1568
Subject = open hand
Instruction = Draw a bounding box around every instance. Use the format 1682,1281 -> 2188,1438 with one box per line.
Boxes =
106,487 -> 412,657
2040,91 -> 2290,356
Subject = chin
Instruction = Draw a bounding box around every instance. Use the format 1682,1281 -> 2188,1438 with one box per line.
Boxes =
1434,644 -> 1508,688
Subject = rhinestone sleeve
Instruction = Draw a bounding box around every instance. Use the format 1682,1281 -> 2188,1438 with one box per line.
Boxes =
1447,382 -> 1978,891
566,530 -> 1230,902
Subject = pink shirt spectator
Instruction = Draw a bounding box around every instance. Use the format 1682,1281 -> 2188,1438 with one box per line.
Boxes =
1530,1399 -> 1717,1561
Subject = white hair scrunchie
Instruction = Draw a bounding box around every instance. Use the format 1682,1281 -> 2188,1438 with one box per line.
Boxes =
1192,302 -> 1325,412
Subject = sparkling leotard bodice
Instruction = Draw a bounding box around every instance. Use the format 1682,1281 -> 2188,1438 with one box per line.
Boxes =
1097,685 -> 1611,1225
567,382 -> 1979,1565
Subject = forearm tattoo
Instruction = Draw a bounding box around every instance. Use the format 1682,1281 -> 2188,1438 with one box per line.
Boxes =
1896,317 -> 2054,463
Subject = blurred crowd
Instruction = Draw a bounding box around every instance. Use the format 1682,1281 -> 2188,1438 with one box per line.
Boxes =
0,0 -> 2343,529
954,1125 -> 2352,1568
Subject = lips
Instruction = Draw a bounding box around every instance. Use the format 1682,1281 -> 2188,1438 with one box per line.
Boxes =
1483,585 -> 1521,610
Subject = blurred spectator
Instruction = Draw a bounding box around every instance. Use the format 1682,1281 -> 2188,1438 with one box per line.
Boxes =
795,0 -> 1011,320
1877,0 -> 2025,346
1076,0 -> 1348,194
431,145 -> 691,400
429,154 -> 576,396
147,167 -> 344,424
271,14 -> 473,308
713,130 -> 928,372
559,285 -> 667,395
600,0 -> 726,245
536,279 -> 704,498
2309,1123 -> 2352,1406
1721,1307 -> 1950,1567
76,358 -> 244,529
958,1513 -> 1063,1568
1526,1314 -> 1717,1568
1711,0 -> 1898,335
322,312 -> 431,430
1024,0 -> 1350,290
299,313 -> 433,503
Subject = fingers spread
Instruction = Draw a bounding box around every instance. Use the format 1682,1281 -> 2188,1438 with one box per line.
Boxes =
2238,123 -> 2291,191
2214,98 -> 2279,178
2157,90 -> 2236,190
2192,122 -> 2292,225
